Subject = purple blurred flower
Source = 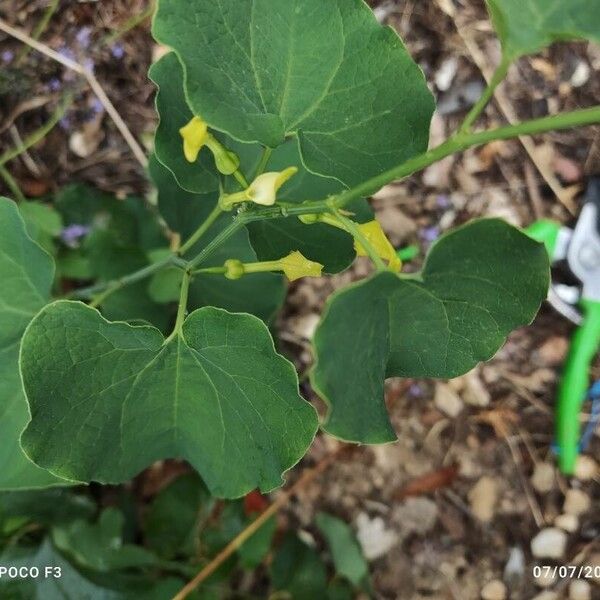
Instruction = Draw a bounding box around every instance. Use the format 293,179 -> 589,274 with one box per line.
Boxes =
436,194 -> 451,209
61,224 -> 91,248
76,26 -> 92,48
90,97 -> 104,114
111,43 -> 125,59
48,77 -> 62,92
420,226 -> 440,243
408,383 -> 423,398
83,57 -> 95,73
59,115 -> 72,130
57,46 -> 76,62
1,50 -> 14,63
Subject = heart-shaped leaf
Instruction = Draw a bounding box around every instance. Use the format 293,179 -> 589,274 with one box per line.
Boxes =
311,219 -> 549,443
152,0 -> 434,189
20,301 -> 318,498
0,197 -> 64,489
486,0 -> 600,59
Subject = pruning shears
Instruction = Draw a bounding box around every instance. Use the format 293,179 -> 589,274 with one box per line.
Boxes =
526,178 -> 600,474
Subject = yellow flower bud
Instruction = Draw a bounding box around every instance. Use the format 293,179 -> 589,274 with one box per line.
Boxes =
246,167 -> 298,206
279,251 -> 323,282
354,220 -> 401,273
179,116 -> 209,163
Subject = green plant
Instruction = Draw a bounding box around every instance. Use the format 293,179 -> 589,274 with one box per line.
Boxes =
1,0 -> 600,596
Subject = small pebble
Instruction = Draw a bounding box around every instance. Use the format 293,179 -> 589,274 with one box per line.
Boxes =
481,579 -> 507,600
532,593 -> 558,600
434,383 -> 464,418
531,462 -> 555,493
469,476 -> 498,523
503,546 -> 525,588
531,527 -> 567,559
569,579 -> 591,600
554,513 -> 579,533
563,489 -> 591,516
574,455 -> 597,481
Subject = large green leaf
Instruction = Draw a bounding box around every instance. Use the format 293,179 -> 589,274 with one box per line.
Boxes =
20,301 -> 318,498
149,156 -> 285,321
486,0 -> 600,59
0,197 -> 64,489
149,55 -> 371,273
312,219 -> 550,443
152,0 -> 434,189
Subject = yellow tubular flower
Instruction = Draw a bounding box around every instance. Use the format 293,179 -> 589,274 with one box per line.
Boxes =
179,116 -> 209,163
246,167 -> 298,206
354,220 -> 402,273
279,251 -> 323,282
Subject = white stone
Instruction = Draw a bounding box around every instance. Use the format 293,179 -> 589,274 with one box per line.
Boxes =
469,476 -> 498,522
574,455 -> 598,481
434,383 -> 464,418
569,579 -> 591,600
563,488 -> 591,516
531,462 -> 555,493
532,593 -> 559,600
355,512 -> 398,561
531,527 -> 568,559
554,513 -> 579,533
481,579 -> 507,600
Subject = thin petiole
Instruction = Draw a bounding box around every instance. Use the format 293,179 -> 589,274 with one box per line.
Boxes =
179,204 -> 223,255
169,269 -> 191,339
458,56 -> 511,134
253,146 -> 273,178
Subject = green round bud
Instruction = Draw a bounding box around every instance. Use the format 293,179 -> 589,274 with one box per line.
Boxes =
224,259 -> 245,280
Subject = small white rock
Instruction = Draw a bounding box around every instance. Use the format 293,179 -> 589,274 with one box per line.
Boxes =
574,455 -> 598,481
434,383 -> 464,418
563,488 -> 591,516
531,527 -> 568,559
532,593 -> 559,600
504,546 -> 525,586
355,512 -> 398,561
569,579 -> 591,600
435,57 -> 459,92
463,370 -> 491,407
531,462 -> 556,493
481,579 -> 507,600
469,476 -> 498,523
534,569 -> 557,589
570,60 -> 591,87
554,513 -> 579,533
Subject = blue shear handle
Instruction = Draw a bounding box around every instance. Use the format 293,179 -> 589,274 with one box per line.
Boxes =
557,299 -> 600,474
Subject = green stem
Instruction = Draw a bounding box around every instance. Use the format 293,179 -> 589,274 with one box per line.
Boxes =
0,94 -> 72,166
0,165 -> 25,202
332,210 -> 386,271
170,269 -> 191,338
232,169 -> 249,189
68,254 -> 180,301
179,204 -> 223,255
187,217 -> 247,269
192,266 -> 228,275
15,0 -> 60,64
459,57 -> 510,134
253,147 -> 273,178
328,104 -> 600,211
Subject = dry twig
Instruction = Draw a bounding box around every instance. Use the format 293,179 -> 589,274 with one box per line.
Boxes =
0,18 -> 148,168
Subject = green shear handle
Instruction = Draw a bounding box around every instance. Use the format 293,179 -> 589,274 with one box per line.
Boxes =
557,299 -> 600,473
